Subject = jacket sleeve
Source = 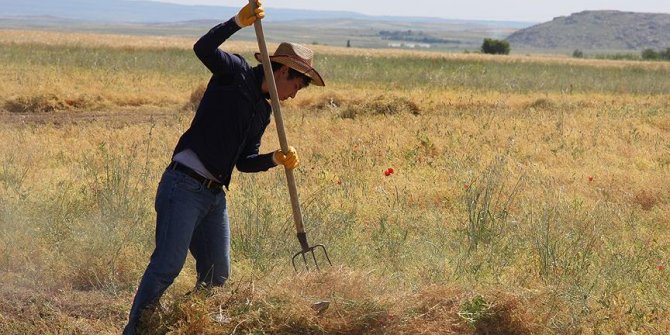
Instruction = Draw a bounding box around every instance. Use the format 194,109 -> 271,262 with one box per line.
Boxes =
236,123 -> 277,173
193,18 -> 246,75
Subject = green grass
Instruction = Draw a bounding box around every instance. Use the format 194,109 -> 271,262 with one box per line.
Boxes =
319,55 -> 670,94
3,43 -> 670,100
0,43 -> 201,75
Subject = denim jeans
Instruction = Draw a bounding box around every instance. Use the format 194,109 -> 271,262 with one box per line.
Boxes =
123,168 -> 229,334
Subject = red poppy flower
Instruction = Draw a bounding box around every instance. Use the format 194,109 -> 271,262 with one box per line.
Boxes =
659,264 -> 665,271
588,176 -> 594,182
384,167 -> 394,176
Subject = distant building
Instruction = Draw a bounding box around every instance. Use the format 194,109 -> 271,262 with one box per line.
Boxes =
387,42 -> 431,49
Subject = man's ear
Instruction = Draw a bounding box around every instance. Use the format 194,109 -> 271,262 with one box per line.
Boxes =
274,65 -> 288,79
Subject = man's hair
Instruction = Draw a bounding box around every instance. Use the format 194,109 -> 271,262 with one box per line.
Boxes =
271,61 -> 311,87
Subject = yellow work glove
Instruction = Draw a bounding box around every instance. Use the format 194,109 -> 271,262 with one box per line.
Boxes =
273,146 -> 299,170
236,0 -> 265,27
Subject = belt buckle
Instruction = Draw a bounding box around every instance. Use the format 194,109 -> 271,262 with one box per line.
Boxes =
206,179 -> 213,189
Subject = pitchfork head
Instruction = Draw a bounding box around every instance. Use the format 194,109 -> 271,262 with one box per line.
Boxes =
292,232 -> 332,272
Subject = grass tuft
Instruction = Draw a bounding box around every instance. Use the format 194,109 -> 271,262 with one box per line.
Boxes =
4,94 -> 109,113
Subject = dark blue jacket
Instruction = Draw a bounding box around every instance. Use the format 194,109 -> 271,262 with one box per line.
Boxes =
173,18 -> 276,188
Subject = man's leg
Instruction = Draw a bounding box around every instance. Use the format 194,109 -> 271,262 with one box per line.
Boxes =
123,169 -> 213,334
190,191 -> 230,288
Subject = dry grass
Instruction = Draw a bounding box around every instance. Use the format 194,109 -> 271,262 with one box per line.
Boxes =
134,269 -> 539,335
0,29 -> 669,334
0,29 -> 217,51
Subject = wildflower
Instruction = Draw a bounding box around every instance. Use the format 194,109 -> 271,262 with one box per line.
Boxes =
588,176 -> 593,182
384,167 -> 394,176
659,264 -> 665,271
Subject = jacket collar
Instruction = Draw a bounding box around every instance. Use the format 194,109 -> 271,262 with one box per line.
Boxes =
251,64 -> 272,114
252,65 -> 266,97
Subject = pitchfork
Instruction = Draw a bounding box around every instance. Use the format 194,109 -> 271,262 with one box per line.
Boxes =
249,0 -> 332,272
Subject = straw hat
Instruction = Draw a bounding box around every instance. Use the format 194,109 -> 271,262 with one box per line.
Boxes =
255,42 -> 325,86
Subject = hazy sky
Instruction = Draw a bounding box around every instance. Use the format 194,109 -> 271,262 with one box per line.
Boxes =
149,0 -> 670,22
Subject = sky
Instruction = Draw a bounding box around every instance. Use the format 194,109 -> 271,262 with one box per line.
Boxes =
148,0 -> 670,22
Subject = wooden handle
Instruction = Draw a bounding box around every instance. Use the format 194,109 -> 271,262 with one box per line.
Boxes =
248,0 -> 305,235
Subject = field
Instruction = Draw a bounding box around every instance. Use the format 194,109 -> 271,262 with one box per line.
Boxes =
0,16 -> 522,52
0,29 -> 669,334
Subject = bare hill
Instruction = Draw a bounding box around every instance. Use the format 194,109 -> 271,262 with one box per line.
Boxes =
0,0 -> 530,51
0,0 -> 531,27
506,10 -> 670,50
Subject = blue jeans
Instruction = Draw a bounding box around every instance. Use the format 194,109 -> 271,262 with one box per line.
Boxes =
123,168 -> 229,334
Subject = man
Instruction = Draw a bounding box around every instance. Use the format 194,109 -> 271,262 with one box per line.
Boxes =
123,1 -> 325,333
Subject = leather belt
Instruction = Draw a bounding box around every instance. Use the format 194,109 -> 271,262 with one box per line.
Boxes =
168,161 -> 223,192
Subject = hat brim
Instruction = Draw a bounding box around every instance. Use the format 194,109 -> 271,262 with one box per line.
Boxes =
255,53 -> 325,87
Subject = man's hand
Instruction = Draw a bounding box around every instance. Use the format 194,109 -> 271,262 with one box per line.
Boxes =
273,146 -> 299,170
236,0 -> 265,27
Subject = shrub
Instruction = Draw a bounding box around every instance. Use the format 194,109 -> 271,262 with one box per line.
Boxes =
481,38 -> 510,55
641,48 -> 670,61
572,49 -> 584,58
642,48 -> 659,60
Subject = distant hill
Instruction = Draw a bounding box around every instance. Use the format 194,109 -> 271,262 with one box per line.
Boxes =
506,10 -> 670,50
0,0 -> 356,23
0,0 -> 531,28
0,0 -> 531,51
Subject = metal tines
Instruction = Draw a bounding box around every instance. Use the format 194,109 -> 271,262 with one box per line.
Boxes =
292,233 -> 332,272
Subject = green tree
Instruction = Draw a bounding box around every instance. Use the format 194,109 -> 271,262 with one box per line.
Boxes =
641,48 -> 659,60
481,38 -> 510,55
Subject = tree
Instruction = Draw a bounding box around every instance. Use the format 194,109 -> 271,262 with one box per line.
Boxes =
572,49 -> 584,58
641,48 -> 670,61
481,38 -> 510,55
641,48 -> 659,60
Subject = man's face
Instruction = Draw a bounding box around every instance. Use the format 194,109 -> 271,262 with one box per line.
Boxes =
274,66 -> 307,101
